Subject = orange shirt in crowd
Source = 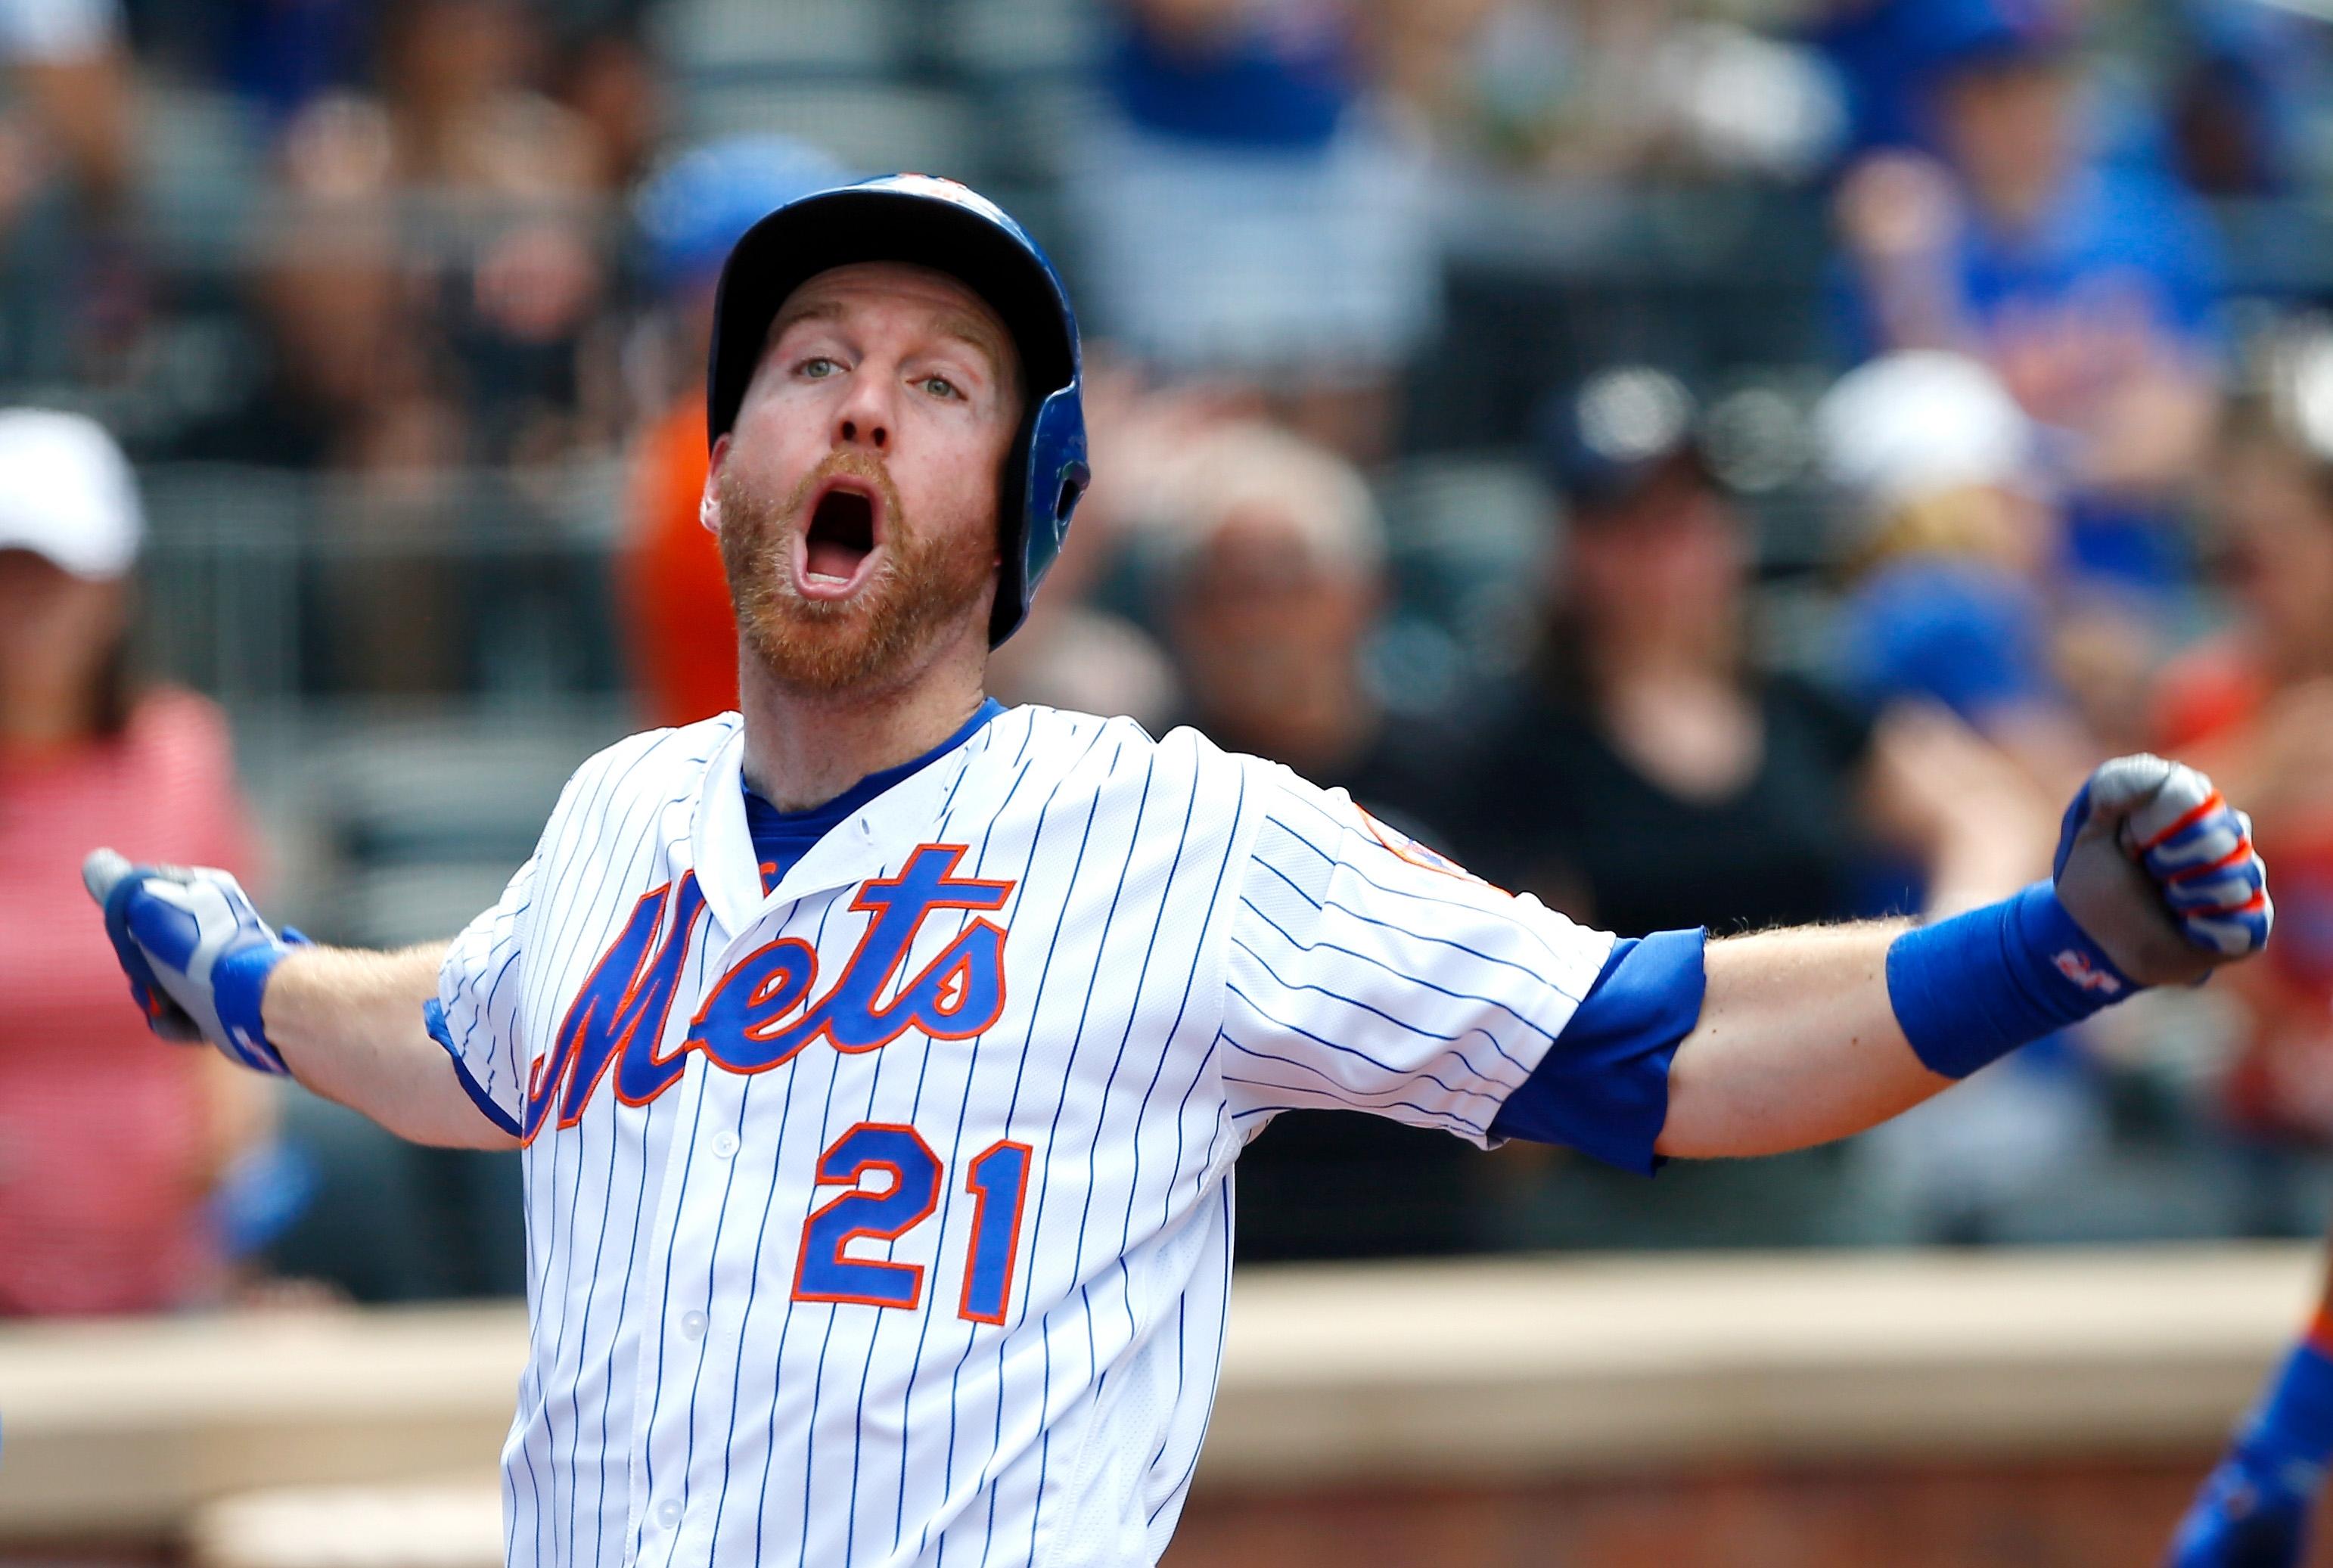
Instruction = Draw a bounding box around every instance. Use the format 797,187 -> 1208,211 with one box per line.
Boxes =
0,690 -> 255,1315
2156,641 -> 2333,1138
623,396 -> 738,729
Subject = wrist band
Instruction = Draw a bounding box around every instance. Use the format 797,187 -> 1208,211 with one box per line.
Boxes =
212,930 -> 309,1076
1885,881 -> 2135,1079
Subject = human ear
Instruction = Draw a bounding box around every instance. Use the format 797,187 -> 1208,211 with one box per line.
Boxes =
700,435 -> 731,536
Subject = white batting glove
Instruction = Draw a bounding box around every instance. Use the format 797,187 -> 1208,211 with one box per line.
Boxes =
83,847 -> 306,1075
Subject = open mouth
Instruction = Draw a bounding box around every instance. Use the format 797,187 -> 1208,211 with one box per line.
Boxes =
796,480 -> 882,598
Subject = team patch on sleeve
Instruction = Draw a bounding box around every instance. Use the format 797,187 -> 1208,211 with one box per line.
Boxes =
1346,800 -> 1490,886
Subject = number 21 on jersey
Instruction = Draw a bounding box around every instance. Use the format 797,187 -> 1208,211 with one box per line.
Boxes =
791,1122 -> 1033,1325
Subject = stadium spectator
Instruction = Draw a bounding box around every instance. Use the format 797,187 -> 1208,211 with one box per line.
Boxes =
169,96 -> 432,472
618,134 -> 850,730
1457,367 -> 2053,1248
1831,0 -> 2223,594
1443,0 -> 1843,182
1815,349 -> 2096,794
178,0 -> 617,474
374,0 -> 617,464
548,6 -> 664,192
1150,420 -> 1456,843
983,361 -> 1180,731
2161,0 -> 2331,199
1816,358 -> 2140,1244
0,0 -> 138,390
1144,420 -> 1483,1260
0,409 -> 265,1315
1468,365 -> 2043,933
0,0 -> 132,216
1066,0 -> 1437,462
2154,355 -> 2333,1153
170,0 -> 629,694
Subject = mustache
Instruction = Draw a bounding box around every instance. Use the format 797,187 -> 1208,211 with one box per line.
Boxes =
778,449 -> 906,532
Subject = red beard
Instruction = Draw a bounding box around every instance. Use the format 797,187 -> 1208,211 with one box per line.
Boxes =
716,451 -> 995,696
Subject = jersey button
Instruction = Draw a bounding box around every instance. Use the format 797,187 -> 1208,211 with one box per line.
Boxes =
711,1131 -> 738,1160
681,1309 -> 707,1340
656,1498 -> 682,1529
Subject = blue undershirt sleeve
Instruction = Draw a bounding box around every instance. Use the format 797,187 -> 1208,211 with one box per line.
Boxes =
1486,926 -> 1706,1175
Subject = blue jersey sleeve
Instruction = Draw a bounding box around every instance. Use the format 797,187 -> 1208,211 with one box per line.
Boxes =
1486,927 -> 1706,1175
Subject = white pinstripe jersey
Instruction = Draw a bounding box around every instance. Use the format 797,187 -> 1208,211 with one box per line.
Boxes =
434,704 -> 1614,1568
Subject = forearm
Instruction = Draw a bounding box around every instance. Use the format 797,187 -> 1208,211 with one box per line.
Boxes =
1651,750 -> 2272,1162
1655,922 -> 1946,1159
264,942 -> 515,1149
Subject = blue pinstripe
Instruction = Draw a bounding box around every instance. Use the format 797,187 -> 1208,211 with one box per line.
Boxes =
1109,754 -> 1208,1362
1249,851 -> 1583,1001
710,899 -> 833,1564
1147,1181 -> 1234,1526
1235,894 -> 1553,1054
893,733 -> 1043,1557
1226,944 -> 1523,1099
1014,742 -> 1151,1566
447,712 -> 1623,1568
1261,794 -> 1586,975
980,737 -> 1123,1568
924,719 -> 1109,1564
554,736 -> 721,1566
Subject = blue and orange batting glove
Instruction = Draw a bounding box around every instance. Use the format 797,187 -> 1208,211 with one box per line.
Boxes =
2052,754 -> 2273,983
2166,1313 -> 2333,1568
1889,754 -> 2270,1081
82,847 -> 305,1076
2167,1433 -> 2319,1568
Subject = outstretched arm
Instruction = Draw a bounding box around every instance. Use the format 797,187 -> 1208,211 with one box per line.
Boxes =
263,942 -> 511,1148
1654,754 -> 2272,1160
1657,921 -> 1924,1158
82,851 -> 511,1150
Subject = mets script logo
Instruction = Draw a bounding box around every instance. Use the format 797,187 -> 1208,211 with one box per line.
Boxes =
2052,949 -> 2123,996
521,844 -> 1013,1142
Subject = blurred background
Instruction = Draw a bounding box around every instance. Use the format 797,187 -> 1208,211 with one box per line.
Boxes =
6,0 -> 2333,1560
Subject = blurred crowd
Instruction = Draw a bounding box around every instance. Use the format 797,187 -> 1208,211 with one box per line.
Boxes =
4,0 -> 2333,1312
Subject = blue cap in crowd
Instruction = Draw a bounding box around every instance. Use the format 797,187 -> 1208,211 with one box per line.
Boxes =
1917,0 -> 2075,79
635,135 -> 856,296
1534,366 -> 1713,517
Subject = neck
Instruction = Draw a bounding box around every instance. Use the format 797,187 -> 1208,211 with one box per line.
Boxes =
736,635 -> 989,813
1590,623 -> 1732,690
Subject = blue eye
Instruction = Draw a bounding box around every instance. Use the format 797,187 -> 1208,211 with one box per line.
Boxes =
921,376 -> 961,400
800,357 -> 839,379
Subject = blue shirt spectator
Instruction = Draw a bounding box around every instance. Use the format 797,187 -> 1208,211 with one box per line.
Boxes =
1068,1 -> 1434,458
1838,556 -> 2058,722
1107,4 -> 1352,151
1829,0 -> 2224,591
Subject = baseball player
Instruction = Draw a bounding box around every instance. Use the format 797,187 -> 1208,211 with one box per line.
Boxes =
86,175 -> 2272,1568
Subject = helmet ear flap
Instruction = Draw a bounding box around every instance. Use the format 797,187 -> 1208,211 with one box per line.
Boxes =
991,380 -> 1089,646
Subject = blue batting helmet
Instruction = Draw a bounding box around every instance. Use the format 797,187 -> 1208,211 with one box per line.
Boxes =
705,173 -> 1090,646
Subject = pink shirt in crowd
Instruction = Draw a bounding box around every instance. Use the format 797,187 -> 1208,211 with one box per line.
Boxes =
0,690 -> 254,1315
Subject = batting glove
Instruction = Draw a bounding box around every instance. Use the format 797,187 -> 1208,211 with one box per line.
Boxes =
2053,754 -> 2273,989
82,847 -> 306,1076
2165,1440 -> 2316,1568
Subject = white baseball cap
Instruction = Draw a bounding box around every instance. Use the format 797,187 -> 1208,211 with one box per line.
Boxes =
0,408 -> 144,579
1815,351 -> 2036,523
